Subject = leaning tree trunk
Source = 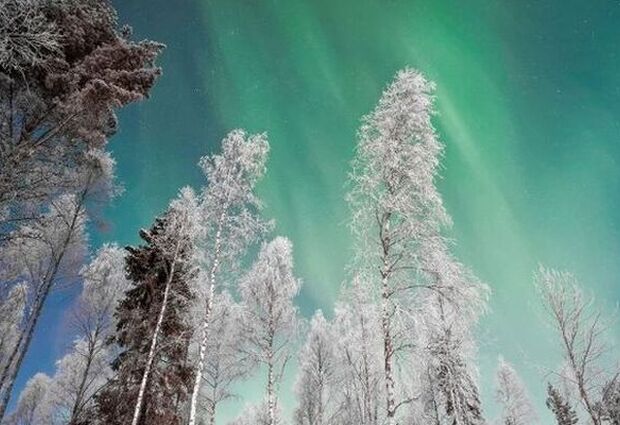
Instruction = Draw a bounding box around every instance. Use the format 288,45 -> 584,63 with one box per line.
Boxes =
69,327 -> 100,425
188,216 -> 225,425
0,190 -> 86,422
130,251 -> 179,425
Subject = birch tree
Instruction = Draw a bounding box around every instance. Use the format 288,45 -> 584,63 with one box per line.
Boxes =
293,310 -> 338,425
495,357 -> 538,425
416,242 -> 488,425
424,328 -> 485,425
188,129 -> 270,425
195,291 -> 249,425
228,402 -> 277,425
0,284 -> 27,377
0,194 -> 86,419
332,278 -> 384,425
0,149 -> 114,420
536,266 -> 617,425
239,237 -> 301,425
347,67 -> 474,423
4,373 -> 53,425
95,189 -> 197,425
44,244 -> 129,424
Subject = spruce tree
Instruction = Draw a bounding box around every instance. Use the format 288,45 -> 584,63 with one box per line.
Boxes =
94,193 -> 196,425
546,384 -> 579,425
601,378 -> 620,425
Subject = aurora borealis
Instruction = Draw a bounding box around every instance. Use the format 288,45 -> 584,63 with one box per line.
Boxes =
18,0 -> 620,422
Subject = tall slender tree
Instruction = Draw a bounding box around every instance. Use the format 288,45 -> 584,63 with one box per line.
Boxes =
347,67 -> 486,424
4,373 -> 53,425
238,237 -> 301,425
416,242 -> 488,425
495,357 -> 538,425
95,189 -> 197,425
195,291 -> 248,425
188,129 -> 270,425
293,310 -> 338,425
45,244 -> 129,425
332,278 -> 384,425
536,266 -> 616,425
0,284 -> 27,378
0,150 -> 114,420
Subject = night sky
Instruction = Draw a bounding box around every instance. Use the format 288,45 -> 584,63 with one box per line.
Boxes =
16,0 -> 620,423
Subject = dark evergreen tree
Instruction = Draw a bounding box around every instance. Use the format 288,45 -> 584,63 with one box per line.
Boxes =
546,384 -> 579,425
94,195 -> 196,425
601,378 -> 620,425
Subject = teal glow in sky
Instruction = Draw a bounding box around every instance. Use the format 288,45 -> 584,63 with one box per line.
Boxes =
20,0 -> 620,422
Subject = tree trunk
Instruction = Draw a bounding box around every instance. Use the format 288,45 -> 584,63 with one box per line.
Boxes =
131,257 -> 177,425
69,329 -> 99,424
188,285 -> 214,425
208,401 -> 216,425
0,286 -> 48,420
0,285 -> 43,392
382,279 -> 396,425
267,357 -> 276,425
0,189 -> 86,422
379,213 -> 396,425
188,219 -> 224,425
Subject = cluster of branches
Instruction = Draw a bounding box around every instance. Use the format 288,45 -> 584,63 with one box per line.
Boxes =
1,3 -> 618,423
0,0 -> 164,422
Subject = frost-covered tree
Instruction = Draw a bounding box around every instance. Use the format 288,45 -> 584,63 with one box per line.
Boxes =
238,237 -> 301,425
0,284 -> 27,378
4,373 -> 53,425
0,0 -> 163,242
546,384 -> 579,425
424,328 -> 485,425
331,279 -> 384,425
536,267 -> 617,425
0,150 -> 114,420
188,129 -> 271,425
95,190 -> 197,425
0,0 -> 61,73
416,246 -> 488,425
195,291 -> 249,425
227,402 -> 279,425
495,357 -> 538,425
44,244 -> 129,424
0,195 -> 86,419
347,67 -> 487,424
44,339 -> 110,425
293,310 -> 338,425
347,67 -> 449,423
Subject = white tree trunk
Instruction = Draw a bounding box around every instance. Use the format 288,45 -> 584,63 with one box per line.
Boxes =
130,257 -> 177,425
267,357 -> 275,425
69,328 -> 99,424
188,282 -> 214,425
380,216 -> 396,425
188,221 -> 223,425
0,190 -> 86,422
382,275 -> 396,425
